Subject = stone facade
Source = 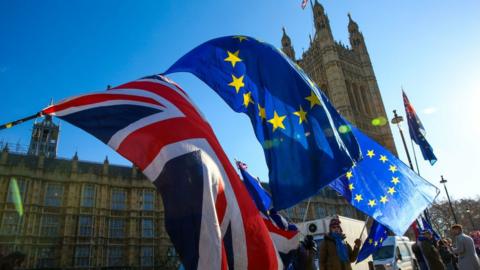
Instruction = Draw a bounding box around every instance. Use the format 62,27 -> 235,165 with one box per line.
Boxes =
0,148 -> 178,269
280,1 -> 397,222
281,1 -> 396,154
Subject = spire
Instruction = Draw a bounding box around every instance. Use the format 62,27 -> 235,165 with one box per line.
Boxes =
102,155 -> 109,176
280,27 -> 295,60
72,151 -> 78,161
348,13 -> 359,33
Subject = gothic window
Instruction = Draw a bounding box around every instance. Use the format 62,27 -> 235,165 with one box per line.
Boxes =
75,246 -> 91,267
7,178 -> 27,203
78,216 -> 93,237
41,215 -> 60,236
315,207 -> 326,219
142,219 -> 154,238
44,183 -> 63,207
141,190 -> 154,211
37,247 -> 56,268
1,212 -> 20,235
109,218 -> 125,238
346,81 -> 358,112
81,184 -> 95,207
111,189 -> 126,210
108,246 -> 124,266
352,83 -> 364,113
360,86 -> 373,115
141,246 -> 154,266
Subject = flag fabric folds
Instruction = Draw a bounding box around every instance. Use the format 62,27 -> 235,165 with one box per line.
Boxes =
356,220 -> 389,263
166,35 -> 361,210
421,217 -> 440,241
42,75 -> 281,270
402,91 -> 437,165
236,161 -> 300,266
329,127 -> 439,236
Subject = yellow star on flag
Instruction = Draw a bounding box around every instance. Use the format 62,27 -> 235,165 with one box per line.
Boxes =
380,196 -> 388,204
391,177 -> 400,185
228,74 -> 245,93
366,150 -> 375,158
293,105 -> 308,124
346,171 -> 353,180
268,111 -> 286,132
305,91 -> 321,108
348,183 -> 354,190
368,199 -> 376,207
374,241 -> 378,247
387,187 -> 396,195
233,36 -> 248,42
224,50 -> 242,68
258,104 -> 266,120
354,194 -> 363,202
380,237 -> 384,243
243,92 -> 254,108
368,239 -> 373,244
379,155 -> 388,163
389,165 -> 398,173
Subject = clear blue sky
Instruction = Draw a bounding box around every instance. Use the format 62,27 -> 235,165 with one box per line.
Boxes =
1,0 -> 479,201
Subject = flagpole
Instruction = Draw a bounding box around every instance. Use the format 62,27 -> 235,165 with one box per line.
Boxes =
410,138 -> 421,175
302,198 -> 311,222
391,110 -> 414,170
359,216 -> 370,240
0,112 -> 43,130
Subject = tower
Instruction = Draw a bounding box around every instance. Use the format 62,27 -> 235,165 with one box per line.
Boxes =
27,115 -> 60,158
280,5 -> 397,155
281,27 -> 296,60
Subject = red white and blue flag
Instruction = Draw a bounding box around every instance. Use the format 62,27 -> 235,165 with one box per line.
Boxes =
42,75 -> 281,270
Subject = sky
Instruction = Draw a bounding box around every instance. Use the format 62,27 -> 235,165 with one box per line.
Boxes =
1,0 -> 479,202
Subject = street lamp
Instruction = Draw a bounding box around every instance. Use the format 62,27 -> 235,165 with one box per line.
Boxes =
391,110 -> 414,170
466,207 -> 476,231
440,175 -> 458,224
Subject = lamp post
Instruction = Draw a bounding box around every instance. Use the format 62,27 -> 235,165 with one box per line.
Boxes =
440,175 -> 458,224
391,110 -> 414,170
466,207 -> 476,231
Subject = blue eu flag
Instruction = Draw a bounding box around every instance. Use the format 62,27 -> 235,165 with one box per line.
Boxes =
330,127 -> 439,235
356,220 -> 389,263
166,36 -> 361,209
236,161 -> 272,215
403,91 -> 437,165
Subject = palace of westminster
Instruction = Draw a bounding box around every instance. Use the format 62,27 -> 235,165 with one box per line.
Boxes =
0,1 -> 396,269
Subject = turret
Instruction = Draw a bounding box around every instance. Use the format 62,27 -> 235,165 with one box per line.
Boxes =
102,156 -> 109,176
281,27 -> 296,60
313,0 -> 334,47
348,13 -> 366,52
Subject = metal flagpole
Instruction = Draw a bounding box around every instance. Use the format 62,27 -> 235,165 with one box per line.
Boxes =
0,112 -> 43,130
410,138 -> 421,175
358,216 -> 370,240
302,198 -> 312,222
391,110 -> 414,170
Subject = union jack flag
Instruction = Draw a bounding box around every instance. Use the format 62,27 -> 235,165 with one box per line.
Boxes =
42,75 -> 281,269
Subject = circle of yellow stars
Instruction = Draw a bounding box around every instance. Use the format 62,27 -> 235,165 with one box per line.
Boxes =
224,36 -> 323,134
349,149 -> 401,210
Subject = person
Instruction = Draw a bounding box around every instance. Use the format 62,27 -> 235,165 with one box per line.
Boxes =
438,239 -> 456,270
420,230 -> 446,270
318,218 -> 361,270
444,238 -> 459,270
412,242 -> 429,270
291,235 -> 317,270
451,224 -> 480,270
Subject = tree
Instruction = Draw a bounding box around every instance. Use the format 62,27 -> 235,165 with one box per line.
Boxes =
428,197 -> 480,237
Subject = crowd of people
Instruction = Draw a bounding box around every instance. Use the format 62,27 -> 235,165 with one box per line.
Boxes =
415,224 -> 480,270
289,221 -> 480,270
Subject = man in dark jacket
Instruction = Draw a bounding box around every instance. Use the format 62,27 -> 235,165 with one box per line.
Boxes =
318,218 -> 361,270
420,230 -> 446,270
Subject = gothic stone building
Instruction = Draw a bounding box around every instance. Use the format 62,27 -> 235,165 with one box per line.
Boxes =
0,117 -> 177,269
281,1 -> 397,222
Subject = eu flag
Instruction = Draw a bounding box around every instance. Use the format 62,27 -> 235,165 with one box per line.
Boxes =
403,91 -> 437,165
166,36 -> 361,209
356,220 -> 389,263
236,161 -> 272,215
330,127 -> 439,235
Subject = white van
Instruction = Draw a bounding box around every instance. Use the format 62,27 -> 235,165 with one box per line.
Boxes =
372,236 -> 419,270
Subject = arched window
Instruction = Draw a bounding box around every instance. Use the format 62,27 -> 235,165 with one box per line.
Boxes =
345,81 -> 358,112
